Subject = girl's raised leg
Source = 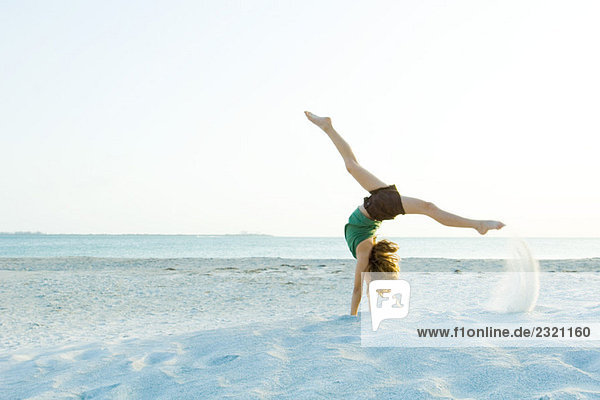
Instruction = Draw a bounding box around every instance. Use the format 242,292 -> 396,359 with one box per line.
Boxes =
305,111 -> 505,235
401,196 -> 505,235
304,111 -> 387,192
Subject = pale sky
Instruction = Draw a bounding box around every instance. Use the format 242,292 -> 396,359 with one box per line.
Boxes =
1,1 -> 598,237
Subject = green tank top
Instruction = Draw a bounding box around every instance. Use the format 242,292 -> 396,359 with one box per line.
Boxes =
344,207 -> 381,258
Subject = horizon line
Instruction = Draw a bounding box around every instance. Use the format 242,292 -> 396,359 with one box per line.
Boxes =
1,232 -> 599,239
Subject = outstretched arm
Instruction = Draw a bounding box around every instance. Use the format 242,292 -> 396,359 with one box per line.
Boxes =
350,249 -> 370,315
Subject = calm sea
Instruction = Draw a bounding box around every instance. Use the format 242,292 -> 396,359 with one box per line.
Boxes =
1,234 -> 599,259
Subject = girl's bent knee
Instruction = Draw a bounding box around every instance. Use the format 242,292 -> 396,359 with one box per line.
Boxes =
422,201 -> 437,214
345,160 -> 358,173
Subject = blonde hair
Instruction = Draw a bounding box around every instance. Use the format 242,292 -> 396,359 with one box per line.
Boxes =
368,239 -> 400,273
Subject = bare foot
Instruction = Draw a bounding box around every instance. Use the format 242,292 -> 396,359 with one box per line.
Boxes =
476,220 -> 506,235
304,111 -> 333,131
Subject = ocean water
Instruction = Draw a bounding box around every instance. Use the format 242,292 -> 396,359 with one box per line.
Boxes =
1,234 -> 600,259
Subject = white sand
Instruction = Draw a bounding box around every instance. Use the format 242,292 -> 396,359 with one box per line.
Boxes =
2,315 -> 600,399
1,257 -> 599,399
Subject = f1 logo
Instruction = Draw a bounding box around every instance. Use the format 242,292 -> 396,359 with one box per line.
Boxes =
368,279 -> 411,331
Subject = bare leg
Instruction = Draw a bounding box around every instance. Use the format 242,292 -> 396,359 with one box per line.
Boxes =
304,111 -> 387,192
304,111 -> 505,235
402,196 -> 505,235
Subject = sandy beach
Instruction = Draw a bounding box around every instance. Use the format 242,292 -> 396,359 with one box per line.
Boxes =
1,257 -> 599,399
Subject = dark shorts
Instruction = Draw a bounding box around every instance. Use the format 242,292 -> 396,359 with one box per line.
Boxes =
363,184 -> 406,221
